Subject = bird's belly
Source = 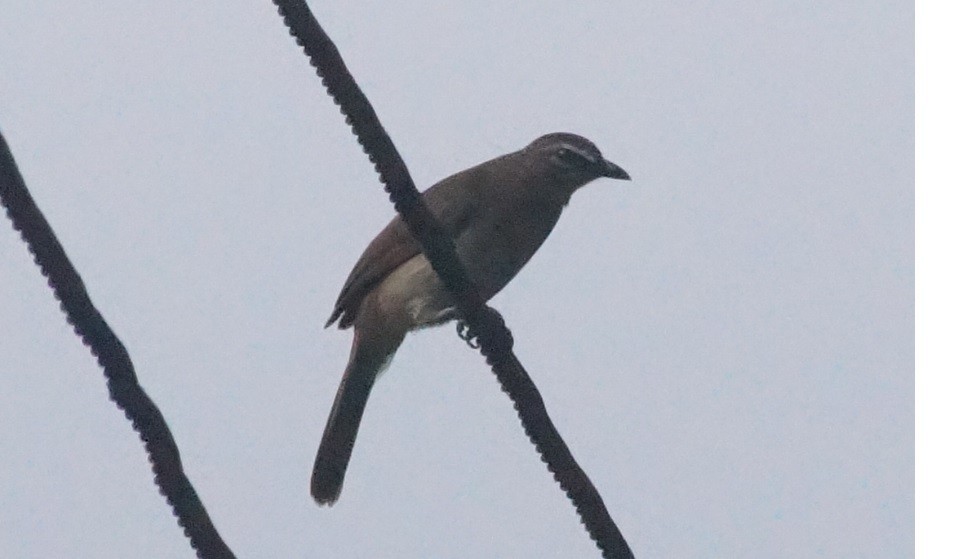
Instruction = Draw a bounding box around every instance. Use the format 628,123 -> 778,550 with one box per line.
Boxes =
376,254 -> 457,329
376,210 -> 555,328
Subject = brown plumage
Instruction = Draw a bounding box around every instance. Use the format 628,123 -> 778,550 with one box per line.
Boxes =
312,133 -> 630,505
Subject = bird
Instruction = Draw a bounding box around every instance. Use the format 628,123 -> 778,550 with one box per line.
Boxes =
312,132 -> 630,505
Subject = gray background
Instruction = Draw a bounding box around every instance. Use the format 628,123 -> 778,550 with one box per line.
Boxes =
0,1 -> 913,557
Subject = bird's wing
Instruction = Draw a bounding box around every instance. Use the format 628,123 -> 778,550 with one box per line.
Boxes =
325,172 -> 481,329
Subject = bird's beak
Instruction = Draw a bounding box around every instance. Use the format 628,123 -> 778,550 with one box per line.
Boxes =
599,158 -> 631,180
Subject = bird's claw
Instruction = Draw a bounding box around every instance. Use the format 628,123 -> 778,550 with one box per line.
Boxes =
457,320 -> 481,348
457,308 -> 512,350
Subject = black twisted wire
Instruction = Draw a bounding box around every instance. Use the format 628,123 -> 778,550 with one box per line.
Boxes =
271,2 -> 634,557
0,130 -> 235,559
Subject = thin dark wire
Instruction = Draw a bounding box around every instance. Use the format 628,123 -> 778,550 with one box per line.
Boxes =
0,129 -> 236,559
271,2 -> 634,557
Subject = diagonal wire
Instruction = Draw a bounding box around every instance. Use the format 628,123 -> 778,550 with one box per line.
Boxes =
0,129 -> 236,559
271,2 -> 635,557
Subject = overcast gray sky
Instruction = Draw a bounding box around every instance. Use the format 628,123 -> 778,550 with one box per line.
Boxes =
1,2 -> 912,557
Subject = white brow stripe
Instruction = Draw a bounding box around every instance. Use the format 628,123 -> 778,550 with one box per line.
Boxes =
559,143 -> 598,163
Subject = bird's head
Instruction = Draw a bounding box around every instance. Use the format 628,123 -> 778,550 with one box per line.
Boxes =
523,132 -> 631,193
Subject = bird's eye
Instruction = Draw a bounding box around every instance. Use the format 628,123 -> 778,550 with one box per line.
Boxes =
557,148 -> 583,165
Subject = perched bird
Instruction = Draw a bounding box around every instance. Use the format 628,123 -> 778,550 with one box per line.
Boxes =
312,132 -> 630,505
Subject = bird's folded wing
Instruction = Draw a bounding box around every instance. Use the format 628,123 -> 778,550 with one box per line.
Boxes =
325,173 -> 480,329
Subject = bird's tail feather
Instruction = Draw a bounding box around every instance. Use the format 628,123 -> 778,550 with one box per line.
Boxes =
311,330 -> 398,505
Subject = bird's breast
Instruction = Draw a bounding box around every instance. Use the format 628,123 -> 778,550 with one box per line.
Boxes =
455,201 -> 562,300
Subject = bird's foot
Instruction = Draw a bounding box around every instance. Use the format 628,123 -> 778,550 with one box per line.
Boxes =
456,308 -> 512,351
457,320 -> 481,348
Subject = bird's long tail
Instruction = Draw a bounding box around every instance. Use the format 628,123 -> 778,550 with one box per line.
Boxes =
311,329 -> 399,505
